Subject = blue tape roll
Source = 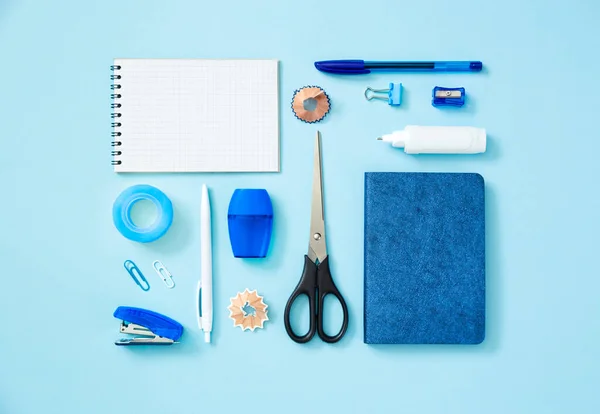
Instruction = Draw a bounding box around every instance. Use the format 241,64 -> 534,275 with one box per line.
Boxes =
112,184 -> 173,243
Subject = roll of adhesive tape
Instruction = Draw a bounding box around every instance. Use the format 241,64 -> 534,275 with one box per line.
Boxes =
112,184 -> 173,243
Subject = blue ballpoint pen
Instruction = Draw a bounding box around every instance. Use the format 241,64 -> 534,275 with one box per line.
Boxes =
314,60 -> 482,74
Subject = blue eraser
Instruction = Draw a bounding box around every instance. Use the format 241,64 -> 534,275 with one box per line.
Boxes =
228,189 -> 273,258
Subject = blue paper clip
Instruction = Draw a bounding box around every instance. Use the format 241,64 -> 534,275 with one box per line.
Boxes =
364,83 -> 402,106
432,86 -> 466,107
124,260 -> 150,291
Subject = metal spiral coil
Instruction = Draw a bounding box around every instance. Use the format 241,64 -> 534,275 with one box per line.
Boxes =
111,65 -> 122,163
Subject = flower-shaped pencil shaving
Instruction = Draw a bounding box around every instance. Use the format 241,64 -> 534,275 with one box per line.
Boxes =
291,86 -> 330,123
228,289 -> 269,331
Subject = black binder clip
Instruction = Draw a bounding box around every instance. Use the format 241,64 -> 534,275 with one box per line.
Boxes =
432,86 -> 465,107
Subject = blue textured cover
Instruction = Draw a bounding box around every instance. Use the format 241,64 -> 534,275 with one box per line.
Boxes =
364,173 -> 485,344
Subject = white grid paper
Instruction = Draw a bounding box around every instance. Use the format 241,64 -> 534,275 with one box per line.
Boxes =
113,59 -> 279,172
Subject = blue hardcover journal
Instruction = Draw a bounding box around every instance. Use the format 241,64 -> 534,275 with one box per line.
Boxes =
364,172 -> 485,344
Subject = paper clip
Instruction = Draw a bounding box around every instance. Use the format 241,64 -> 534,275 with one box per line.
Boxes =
364,83 -> 402,106
152,260 -> 175,289
124,260 -> 150,291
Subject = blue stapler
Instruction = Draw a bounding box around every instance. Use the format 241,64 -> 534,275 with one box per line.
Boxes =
113,306 -> 183,346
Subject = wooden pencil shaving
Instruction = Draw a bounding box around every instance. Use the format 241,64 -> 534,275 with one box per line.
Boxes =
291,86 -> 330,123
228,289 -> 269,331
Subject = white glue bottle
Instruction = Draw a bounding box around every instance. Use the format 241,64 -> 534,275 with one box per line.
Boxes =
377,126 -> 486,154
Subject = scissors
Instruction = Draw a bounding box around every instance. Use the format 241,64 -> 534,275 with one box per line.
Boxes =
283,131 -> 349,344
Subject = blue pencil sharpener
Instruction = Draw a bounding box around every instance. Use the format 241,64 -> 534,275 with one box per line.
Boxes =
228,189 -> 273,258
432,86 -> 466,107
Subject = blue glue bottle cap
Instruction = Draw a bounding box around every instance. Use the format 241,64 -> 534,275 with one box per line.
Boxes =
228,189 -> 273,258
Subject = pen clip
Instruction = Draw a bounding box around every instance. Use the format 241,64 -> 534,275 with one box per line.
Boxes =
152,260 -> 175,288
196,281 -> 203,329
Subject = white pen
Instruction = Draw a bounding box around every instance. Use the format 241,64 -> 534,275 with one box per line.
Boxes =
197,184 -> 213,343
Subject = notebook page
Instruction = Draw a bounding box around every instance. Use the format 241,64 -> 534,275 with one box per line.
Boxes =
112,59 -> 279,172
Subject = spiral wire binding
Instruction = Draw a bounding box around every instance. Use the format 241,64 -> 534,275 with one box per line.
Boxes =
111,65 -> 122,166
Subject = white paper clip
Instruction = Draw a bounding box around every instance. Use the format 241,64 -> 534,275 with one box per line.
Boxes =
152,260 -> 175,288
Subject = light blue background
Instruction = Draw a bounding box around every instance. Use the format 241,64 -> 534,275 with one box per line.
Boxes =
1,0 -> 598,413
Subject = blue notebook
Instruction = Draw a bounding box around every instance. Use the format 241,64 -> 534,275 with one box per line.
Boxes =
364,172 -> 485,344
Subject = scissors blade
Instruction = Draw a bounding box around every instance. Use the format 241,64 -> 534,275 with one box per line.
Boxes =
308,131 -> 327,263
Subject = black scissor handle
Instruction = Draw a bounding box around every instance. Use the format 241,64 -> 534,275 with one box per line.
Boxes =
284,256 -> 318,343
316,256 -> 349,343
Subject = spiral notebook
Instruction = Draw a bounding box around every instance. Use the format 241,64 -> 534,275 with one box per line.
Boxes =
111,59 -> 279,172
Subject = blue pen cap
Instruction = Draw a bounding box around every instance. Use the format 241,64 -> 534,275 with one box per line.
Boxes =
228,189 -> 273,258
